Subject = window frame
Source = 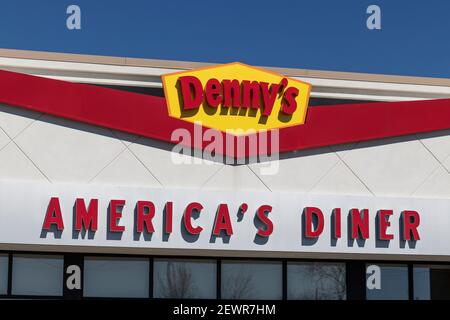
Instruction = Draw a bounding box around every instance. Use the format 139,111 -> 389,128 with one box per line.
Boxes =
0,249 -> 449,300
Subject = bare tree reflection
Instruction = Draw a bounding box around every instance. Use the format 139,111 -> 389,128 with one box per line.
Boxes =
289,263 -> 346,300
223,268 -> 254,299
159,262 -> 197,298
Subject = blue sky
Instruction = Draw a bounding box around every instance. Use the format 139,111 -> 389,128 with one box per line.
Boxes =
0,0 -> 449,78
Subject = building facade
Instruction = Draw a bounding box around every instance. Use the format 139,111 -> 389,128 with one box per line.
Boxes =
0,49 -> 450,300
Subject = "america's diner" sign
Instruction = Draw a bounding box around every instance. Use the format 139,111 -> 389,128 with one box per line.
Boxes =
0,180 -> 446,260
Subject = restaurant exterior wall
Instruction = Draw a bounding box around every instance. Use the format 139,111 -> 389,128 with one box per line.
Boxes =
1,50 -> 450,257
1,49 -> 450,300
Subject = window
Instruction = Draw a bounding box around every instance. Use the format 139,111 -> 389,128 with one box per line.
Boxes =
414,265 -> 450,300
84,257 -> 149,298
0,254 -> 7,295
287,262 -> 346,300
221,260 -> 282,300
154,258 -> 216,299
12,254 -> 63,296
366,264 -> 408,300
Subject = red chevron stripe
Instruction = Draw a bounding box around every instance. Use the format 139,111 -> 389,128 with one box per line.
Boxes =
0,69 -> 450,158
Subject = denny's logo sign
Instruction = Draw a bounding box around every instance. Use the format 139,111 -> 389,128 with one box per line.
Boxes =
162,62 -> 311,134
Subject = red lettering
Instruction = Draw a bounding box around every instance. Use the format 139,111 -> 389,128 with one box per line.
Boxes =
402,210 -> 420,241
179,76 -> 203,110
177,75 -> 301,118
213,204 -> 233,236
378,209 -> 394,240
256,205 -> 273,237
165,202 -> 173,234
333,208 -> 341,239
109,199 -> 125,232
137,201 -> 155,233
304,207 -> 324,238
242,80 -> 260,109
75,198 -> 98,232
222,79 -> 241,108
184,202 -> 203,235
205,78 -> 222,107
43,197 -> 64,231
281,87 -> 299,114
350,208 -> 369,239
260,82 -> 280,116
239,203 -> 248,214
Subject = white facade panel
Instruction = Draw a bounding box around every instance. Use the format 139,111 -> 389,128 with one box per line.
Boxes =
0,180 -> 447,261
